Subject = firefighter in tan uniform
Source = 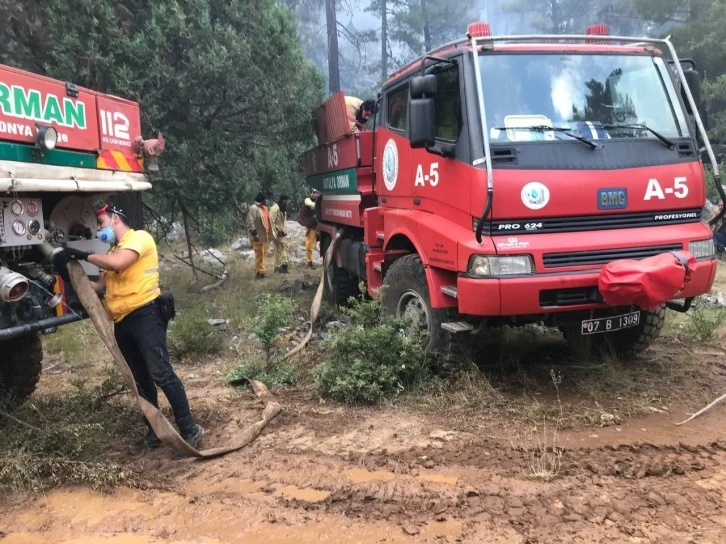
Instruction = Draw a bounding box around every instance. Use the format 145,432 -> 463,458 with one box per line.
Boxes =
246,193 -> 272,279
345,96 -> 376,133
269,195 -> 291,274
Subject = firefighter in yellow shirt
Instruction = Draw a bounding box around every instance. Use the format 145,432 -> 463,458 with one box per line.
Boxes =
345,97 -> 376,133
54,204 -> 202,455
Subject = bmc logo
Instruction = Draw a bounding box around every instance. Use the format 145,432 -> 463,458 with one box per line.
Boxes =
598,188 -> 627,210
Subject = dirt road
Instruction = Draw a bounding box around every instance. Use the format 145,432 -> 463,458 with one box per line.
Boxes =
4,341 -> 726,544
4,259 -> 726,543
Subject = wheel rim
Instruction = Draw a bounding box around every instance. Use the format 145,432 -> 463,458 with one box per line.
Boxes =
396,289 -> 431,341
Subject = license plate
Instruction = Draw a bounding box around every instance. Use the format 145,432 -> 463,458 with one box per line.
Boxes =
581,311 -> 640,335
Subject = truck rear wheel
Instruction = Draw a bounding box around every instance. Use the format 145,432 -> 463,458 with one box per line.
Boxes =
382,254 -> 466,375
320,234 -> 360,306
561,305 -> 666,359
0,334 -> 44,406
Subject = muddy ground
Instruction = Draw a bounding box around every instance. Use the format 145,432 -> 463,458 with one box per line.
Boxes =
4,258 -> 726,543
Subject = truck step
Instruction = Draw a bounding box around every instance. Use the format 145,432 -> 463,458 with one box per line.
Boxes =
441,322 -> 474,333
373,263 -> 382,273
376,231 -> 385,240
441,286 -> 458,298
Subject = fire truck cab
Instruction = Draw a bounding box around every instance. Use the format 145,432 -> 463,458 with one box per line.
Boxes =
304,23 -> 720,368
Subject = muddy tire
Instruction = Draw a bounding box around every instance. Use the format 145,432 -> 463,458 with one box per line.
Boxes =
382,254 -> 468,375
561,305 -> 666,359
320,234 -> 360,306
0,334 -> 44,406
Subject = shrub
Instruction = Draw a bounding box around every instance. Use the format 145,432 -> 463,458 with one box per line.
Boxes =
683,297 -> 726,343
254,294 -> 295,364
313,297 -> 430,403
168,303 -> 221,358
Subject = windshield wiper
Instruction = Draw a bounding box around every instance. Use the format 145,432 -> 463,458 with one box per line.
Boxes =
601,123 -> 676,149
493,125 -> 599,150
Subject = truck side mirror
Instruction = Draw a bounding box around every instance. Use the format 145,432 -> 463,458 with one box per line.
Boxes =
409,98 -> 436,149
682,69 -> 702,116
410,75 -> 437,99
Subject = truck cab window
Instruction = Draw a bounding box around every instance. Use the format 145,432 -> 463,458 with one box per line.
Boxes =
387,86 -> 408,131
434,66 -> 462,142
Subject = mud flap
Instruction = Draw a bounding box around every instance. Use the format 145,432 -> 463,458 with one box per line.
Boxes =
598,251 -> 696,311
67,259 -> 282,459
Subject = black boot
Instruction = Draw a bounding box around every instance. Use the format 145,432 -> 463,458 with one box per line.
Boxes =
256,272 -> 265,280
280,264 -> 289,274
129,429 -> 162,453
307,262 -> 315,269
173,424 -> 204,460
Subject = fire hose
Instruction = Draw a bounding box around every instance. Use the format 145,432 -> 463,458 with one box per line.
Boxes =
283,231 -> 341,359
67,259 -> 282,459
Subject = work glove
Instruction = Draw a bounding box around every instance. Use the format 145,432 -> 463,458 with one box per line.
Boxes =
51,252 -> 71,282
61,247 -> 94,261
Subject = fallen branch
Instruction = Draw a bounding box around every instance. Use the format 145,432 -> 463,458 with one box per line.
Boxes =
0,408 -> 43,433
674,392 -> 726,426
201,269 -> 228,292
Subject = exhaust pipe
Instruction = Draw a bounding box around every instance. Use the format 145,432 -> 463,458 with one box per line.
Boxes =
0,267 -> 30,302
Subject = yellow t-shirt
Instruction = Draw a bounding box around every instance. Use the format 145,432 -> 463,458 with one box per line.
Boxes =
104,229 -> 161,323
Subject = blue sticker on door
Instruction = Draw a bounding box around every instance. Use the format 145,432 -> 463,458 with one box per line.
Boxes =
598,188 -> 628,210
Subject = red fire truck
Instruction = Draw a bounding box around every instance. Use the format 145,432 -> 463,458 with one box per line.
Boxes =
0,64 -> 163,402
304,23 -> 722,369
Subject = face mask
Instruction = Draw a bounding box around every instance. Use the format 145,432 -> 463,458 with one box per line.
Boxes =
97,227 -> 116,245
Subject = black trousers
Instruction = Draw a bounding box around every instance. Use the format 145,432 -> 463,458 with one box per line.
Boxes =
114,299 -> 195,436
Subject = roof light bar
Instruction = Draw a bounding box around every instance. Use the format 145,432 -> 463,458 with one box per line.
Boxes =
467,22 -> 492,39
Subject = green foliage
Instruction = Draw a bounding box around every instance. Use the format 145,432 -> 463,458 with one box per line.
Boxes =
0,0 -> 325,220
168,303 -> 222,358
683,297 -> 726,342
254,294 -> 295,363
227,360 -> 298,389
196,208 -> 238,248
313,296 -> 430,404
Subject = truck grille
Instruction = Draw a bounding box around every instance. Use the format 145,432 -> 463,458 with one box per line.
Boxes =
542,244 -> 682,269
486,208 -> 701,236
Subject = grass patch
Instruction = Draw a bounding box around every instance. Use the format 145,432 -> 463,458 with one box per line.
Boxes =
42,320 -> 108,366
0,367 -> 140,494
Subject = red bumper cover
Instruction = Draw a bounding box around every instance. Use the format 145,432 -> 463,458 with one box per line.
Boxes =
598,251 -> 697,311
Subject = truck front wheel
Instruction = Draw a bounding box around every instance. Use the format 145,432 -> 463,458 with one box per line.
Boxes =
560,305 -> 666,359
382,254 -> 466,375
0,334 -> 44,406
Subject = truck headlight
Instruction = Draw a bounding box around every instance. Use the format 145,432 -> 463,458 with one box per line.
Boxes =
469,255 -> 535,277
689,238 -> 716,259
35,123 -> 57,151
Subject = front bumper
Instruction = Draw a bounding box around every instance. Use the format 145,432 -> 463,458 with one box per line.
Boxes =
456,258 -> 717,316
0,312 -> 88,341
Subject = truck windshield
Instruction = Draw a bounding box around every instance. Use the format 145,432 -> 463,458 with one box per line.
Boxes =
479,53 -> 688,143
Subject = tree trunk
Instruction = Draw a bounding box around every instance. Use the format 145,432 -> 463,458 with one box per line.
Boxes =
381,0 -> 388,81
181,205 -> 199,283
690,0 -> 708,21
326,0 -> 340,93
551,0 -> 560,34
421,0 -> 432,53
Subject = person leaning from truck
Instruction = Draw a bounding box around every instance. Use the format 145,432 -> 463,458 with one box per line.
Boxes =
270,194 -> 291,274
247,192 -> 272,279
297,188 -> 319,269
345,96 -> 376,133
52,204 -> 203,455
